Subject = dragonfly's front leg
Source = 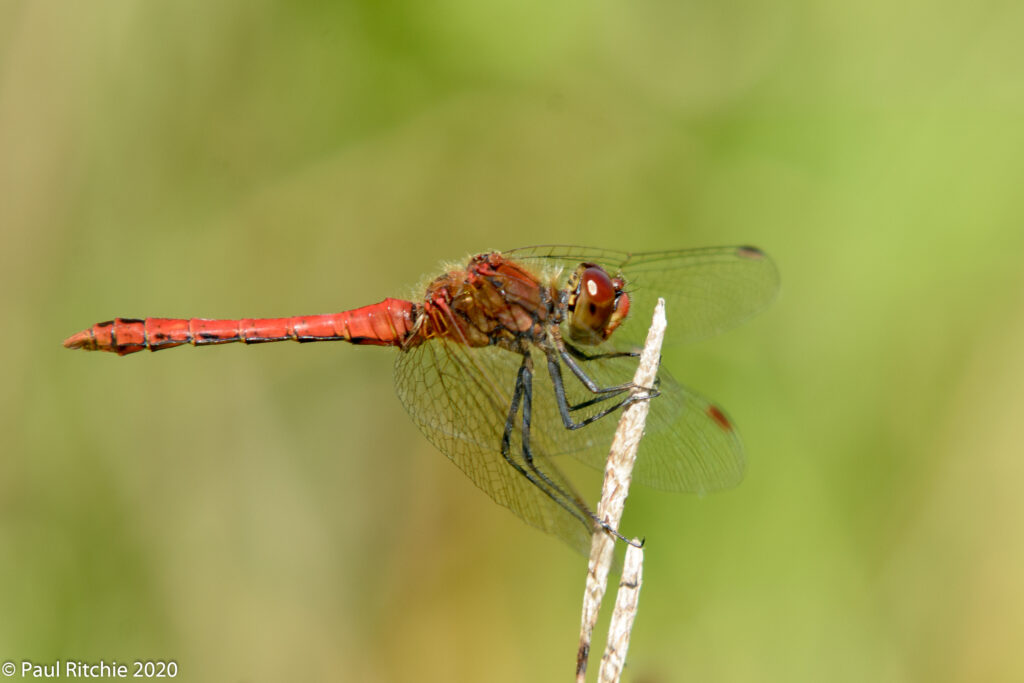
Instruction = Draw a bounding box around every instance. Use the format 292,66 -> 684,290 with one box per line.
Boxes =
559,341 -> 665,398
563,341 -> 639,362
546,347 -> 659,431
563,340 -> 662,395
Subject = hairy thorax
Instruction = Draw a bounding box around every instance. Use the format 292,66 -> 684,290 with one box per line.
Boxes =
412,252 -> 562,351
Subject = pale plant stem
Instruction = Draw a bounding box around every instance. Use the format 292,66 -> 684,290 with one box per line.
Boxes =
575,298 -> 666,683
598,542 -> 644,683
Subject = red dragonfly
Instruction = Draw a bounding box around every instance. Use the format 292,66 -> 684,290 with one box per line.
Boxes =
64,245 -> 778,553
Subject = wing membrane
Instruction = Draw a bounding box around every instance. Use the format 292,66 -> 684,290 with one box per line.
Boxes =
393,339 -> 593,554
523,345 -> 746,492
504,245 -> 780,349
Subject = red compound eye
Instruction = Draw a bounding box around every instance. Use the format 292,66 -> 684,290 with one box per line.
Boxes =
569,265 -> 624,345
581,267 -> 614,307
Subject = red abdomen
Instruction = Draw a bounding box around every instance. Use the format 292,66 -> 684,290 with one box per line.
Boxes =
63,298 -> 417,355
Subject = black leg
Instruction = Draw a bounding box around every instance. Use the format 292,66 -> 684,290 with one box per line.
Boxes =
500,353 -> 648,547
566,391 -> 629,413
565,349 -> 665,395
558,345 -> 639,395
546,352 -> 650,430
499,357 -> 526,459
520,356 -> 641,546
519,355 -> 596,528
563,341 -> 639,362
500,354 -> 593,532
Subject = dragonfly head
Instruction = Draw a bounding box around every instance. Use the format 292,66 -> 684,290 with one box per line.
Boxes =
566,264 -> 630,345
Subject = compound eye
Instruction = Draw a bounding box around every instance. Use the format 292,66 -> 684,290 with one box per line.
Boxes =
582,267 -> 614,306
569,266 -> 617,344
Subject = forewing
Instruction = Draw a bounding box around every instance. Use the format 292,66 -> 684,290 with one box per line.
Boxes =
393,339 -> 592,554
503,245 -> 780,349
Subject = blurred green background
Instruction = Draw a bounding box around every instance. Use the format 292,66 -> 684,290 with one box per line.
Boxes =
3,1 -> 1023,681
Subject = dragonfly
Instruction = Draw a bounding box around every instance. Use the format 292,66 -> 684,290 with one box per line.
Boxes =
64,245 -> 778,553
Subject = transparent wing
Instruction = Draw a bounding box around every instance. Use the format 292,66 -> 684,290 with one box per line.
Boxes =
524,345 -> 746,493
503,244 -> 780,349
393,338 -> 593,555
